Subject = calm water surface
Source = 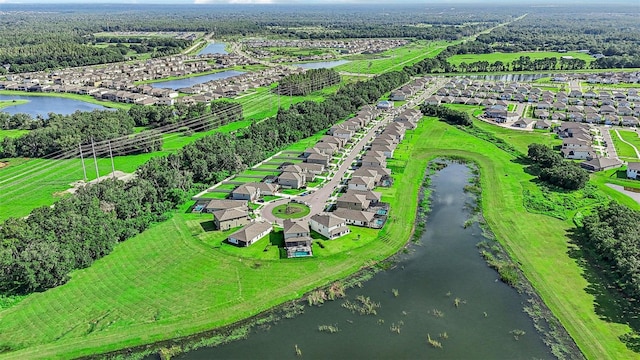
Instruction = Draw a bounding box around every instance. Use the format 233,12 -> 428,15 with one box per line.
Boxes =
0,95 -> 111,117
150,70 -> 245,90
198,43 -> 228,55
175,163 -> 552,360
295,60 -> 350,69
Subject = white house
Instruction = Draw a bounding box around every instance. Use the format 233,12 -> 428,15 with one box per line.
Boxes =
227,221 -> 273,247
627,162 -> 640,179
309,213 -> 350,240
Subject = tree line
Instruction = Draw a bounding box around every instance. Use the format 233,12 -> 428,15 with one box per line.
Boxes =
527,143 -> 589,190
583,202 -> 640,300
0,100 -> 242,159
0,69 -> 409,295
275,68 -> 340,96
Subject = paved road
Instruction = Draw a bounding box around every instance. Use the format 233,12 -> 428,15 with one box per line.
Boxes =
259,78 -> 446,226
599,126 -> 619,160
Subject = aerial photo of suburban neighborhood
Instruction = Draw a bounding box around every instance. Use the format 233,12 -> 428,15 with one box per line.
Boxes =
0,1 -> 639,359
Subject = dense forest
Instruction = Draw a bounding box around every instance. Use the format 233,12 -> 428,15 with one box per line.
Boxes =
275,68 -> 340,96
0,70 -> 409,295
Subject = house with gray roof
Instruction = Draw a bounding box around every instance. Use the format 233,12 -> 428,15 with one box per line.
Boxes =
213,208 -> 250,230
283,219 -> 313,258
309,213 -> 350,240
228,221 -> 273,247
627,162 -> 640,179
333,208 -> 378,228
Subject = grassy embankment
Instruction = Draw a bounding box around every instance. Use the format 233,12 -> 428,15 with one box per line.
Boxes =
447,51 -> 594,66
2,115 -> 640,359
0,90 -> 130,110
334,40 -> 449,75
0,100 -> 28,110
610,129 -> 639,161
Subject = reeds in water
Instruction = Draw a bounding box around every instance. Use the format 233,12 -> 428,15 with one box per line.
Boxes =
427,334 -> 443,349
391,288 -> 399,297
389,320 -> 404,334
318,324 -> 340,333
510,329 -> 526,340
431,309 -> 444,318
294,344 -> 302,357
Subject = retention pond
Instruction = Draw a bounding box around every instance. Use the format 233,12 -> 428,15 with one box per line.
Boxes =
171,162 -> 554,359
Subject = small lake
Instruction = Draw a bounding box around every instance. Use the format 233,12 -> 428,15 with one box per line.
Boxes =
464,73 -> 550,82
173,163 -> 553,360
294,60 -> 350,69
0,94 -> 111,118
198,42 -> 228,55
150,70 -> 245,90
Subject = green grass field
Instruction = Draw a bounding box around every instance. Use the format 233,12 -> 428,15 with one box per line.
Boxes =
0,99 -> 28,110
334,40 -> 449,75
0,129 -> 29,140
447,51 -> 594,66
272,203 -> 310,219
611,129 -> 640,161
2,116 -> 639,359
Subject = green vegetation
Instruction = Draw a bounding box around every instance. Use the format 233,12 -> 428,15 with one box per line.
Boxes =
0,129 -> 28,140
611,130 -> 639,160
335,41 -> 449,74
0,90 -> 130,110
272,203 -> 311,219
0,100 -> 28,110
447,51 -> 593,66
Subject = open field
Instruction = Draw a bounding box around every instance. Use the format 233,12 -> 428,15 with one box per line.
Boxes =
618,129 -> 640,155
447,51 -> 594,66
0,129 -> 29,140
610,129 -> 640,161
334,40 -> 449,74
2,116 -> 639,359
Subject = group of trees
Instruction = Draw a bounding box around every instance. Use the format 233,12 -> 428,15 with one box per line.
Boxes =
0,69 -> 409,295
0,100 -> 242,159
583,202 -> 640,300
527,143 -> 589,190
275,68 -> 340,96
419,104 -> 472,126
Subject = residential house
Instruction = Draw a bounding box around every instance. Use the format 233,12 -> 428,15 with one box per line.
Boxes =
227,221 -> 273,247
580,157 -> 622,172
535,120 -> 552,130
361,153 -> 387,168
512,118 -> 535,129
376,100 -> 394,110
213,208 -> 250,230
309,213 -> 350,240
278,171 -> 306,189
627,162 -> 640,179
306,153 -> 331,167
333,208 -> 377,228
231,184 -> 261,201
203,199 -> 248,214
336,192 -> 370,211
348,176 -> 376,191
283,219 -> 313,258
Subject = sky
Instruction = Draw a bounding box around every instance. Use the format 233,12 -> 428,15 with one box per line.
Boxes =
0,0 -> 634,4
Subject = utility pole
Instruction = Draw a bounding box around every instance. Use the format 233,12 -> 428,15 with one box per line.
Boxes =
79,143 -> 87,182
91,137 -> 99,181
108,140 -> 116,179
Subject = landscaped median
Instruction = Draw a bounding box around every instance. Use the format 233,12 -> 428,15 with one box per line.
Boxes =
0,117 -> 637,360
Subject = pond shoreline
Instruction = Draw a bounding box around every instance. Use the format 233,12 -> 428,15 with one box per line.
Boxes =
97,159 -> 580,360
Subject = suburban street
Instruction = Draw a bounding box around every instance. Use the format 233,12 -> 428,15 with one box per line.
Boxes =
259,77 -> 446,226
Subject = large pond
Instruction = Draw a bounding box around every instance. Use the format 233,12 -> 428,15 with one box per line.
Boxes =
174,163 -> 553,360
464,73 -> 550,82
198,42 -> 228,55
0,94 -> 111,117
294,60 -> 350,69
150,70 -> 245,90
